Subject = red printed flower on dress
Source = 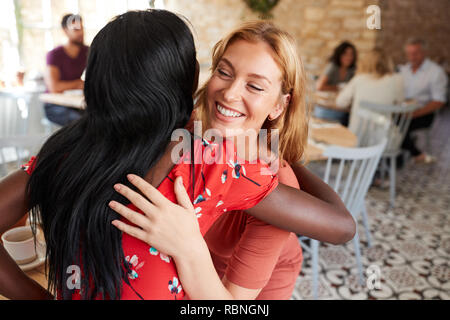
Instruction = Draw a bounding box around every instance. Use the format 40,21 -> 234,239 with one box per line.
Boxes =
168,276 -> 182,299
149,246 -> 171,263
125,255 -> 144,280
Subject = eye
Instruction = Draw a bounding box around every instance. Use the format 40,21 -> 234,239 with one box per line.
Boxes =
248,84 -> 264,92
217,69 -> 231,78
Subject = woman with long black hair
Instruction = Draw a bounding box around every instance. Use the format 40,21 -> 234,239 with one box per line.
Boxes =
0,10 -> 355,300
1,9 -> 200,300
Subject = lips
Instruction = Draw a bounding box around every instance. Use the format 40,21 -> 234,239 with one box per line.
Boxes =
215,102 -> 245,118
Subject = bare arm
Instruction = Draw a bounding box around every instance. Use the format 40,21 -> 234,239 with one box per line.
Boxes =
44,65 -> 84,93
0,170 -> 53,300
316,75 -> 338,92
110,169 -> 353,299
246,163 -> 355,245
412,101 -> 444,118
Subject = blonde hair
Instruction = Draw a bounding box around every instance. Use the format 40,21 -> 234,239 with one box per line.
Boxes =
357,48 -> 394,78
195,20 -> 310,165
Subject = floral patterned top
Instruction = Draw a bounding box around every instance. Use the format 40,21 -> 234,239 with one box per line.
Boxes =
21,136 -> 278,300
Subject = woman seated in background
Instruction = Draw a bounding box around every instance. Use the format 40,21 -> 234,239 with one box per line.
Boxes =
314,41 -> 357,125
335,48 -> 404,133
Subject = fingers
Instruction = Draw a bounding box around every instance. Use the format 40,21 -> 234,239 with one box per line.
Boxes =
109,200 -> 150,229
113,182 -> 157,219
111,219 -> 147,242
126,174 -> 170,207
174,176 -> 194,211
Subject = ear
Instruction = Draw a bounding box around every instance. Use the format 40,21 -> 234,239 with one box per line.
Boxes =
269,93 -> 290,121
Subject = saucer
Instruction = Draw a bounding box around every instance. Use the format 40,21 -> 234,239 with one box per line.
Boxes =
19,242 -> 46,272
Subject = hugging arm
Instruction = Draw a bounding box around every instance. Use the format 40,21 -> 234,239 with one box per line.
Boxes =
0,170 -> 53,300
246,163 -> 356,245
110,166 -> 355,300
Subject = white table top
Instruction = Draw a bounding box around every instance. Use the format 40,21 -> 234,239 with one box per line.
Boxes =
39,93 -> 85,109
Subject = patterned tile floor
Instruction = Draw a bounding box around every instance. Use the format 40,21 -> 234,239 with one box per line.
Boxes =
292,106 -> 450,300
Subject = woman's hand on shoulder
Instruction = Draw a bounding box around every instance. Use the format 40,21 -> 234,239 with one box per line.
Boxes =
109,174 -> 203,259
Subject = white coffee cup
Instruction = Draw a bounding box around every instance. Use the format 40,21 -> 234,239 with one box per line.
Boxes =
1,226 -> 41,265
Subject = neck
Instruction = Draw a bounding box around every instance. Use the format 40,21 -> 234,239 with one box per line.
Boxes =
412,58 -> 425,72
144,140 -> 179,186
65,41 -> 82,49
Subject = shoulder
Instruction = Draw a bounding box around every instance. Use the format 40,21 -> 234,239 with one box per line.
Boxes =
426,59 -> 447,78
82,45 -> 90,55
46,46 -> 64,65
277,161 -> 300,189
47,46 -> 64,58
170,134 -> 278,181
324,62 -> 338,73
174,136 -> 278,210
390,73 -> 404,84
425,59 -> 442,70
350,74 -> 366,83
398,63 -> 410,74
21,156 -> 37,175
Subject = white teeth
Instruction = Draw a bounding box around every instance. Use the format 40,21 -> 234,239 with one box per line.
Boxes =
216,104 -> 242,118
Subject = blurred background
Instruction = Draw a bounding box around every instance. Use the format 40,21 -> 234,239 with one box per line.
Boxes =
1,0 -> 449,87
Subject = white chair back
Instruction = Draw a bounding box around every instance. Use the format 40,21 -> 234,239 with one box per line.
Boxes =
358,101 -> 421,155
0,94 -> 29,137
352,107 -> 391,148
0,134 -> 48,177
322,138 -> 388,217
1,92 -> 49,177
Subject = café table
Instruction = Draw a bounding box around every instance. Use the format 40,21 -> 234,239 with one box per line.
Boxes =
313,91 -> 350,112
305,117 -> 357,161
39,92 -> 85,110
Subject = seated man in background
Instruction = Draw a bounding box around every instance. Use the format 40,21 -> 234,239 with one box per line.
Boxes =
44,14 -> 89,126
399,38 -> 448,163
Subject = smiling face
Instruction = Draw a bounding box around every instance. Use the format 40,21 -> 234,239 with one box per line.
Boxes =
64,20 -> 85,46
340,47 -> 355,68
206,39 -> 289,138
405,44 -> 425,69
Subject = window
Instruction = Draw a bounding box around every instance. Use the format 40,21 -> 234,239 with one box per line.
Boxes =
0,0 -> 164,81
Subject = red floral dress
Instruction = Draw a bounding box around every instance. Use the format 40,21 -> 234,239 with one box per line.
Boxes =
22,137 -> 278,300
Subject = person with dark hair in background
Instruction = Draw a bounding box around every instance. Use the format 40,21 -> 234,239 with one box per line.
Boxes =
43,14 -> 88,126
315,41 -> 357,125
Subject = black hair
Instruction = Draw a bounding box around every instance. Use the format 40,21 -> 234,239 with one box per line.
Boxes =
329,41 -> 357,68
28,9 -> 196,300
61,14 -> 83,29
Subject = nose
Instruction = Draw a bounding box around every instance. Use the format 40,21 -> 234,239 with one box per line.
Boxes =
222,79 -> 242,103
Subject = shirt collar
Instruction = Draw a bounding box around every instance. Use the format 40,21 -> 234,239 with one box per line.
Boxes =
407,58 -> 429,73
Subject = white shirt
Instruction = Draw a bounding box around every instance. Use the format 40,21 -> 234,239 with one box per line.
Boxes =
336,73 -> 404,132
399,58 -> 448,107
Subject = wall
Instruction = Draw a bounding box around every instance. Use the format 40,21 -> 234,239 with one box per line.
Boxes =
167,0 -> 381,82
2,0 -> 449,84
377,0 -> 450,68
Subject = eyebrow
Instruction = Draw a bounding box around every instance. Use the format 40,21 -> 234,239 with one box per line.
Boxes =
220,58 -> 272,85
